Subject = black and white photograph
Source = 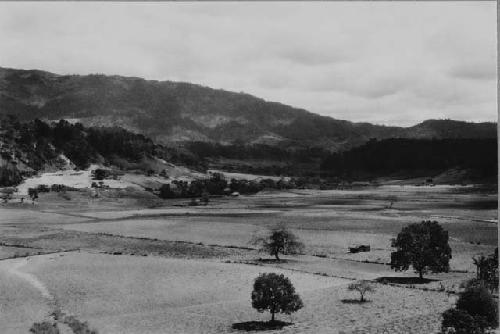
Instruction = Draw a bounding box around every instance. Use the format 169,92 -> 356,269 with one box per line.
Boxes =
0,2 -> 497,334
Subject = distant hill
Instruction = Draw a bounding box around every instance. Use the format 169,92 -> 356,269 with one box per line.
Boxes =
0,67 -> 496,152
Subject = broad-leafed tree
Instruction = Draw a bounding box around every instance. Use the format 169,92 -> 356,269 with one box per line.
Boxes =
391,220 -> 452,279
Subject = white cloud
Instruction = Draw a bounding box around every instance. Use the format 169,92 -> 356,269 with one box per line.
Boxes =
0,2 -> 496,126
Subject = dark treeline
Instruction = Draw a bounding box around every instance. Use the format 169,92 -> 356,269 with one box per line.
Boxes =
320,138 -> 497,179
1,116 -> 497,187
158,172 -> 292,199
0,117 -> 159,170
186,141 -> 328,162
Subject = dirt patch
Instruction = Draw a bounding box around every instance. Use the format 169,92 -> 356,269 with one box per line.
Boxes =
0,231 -> 248,260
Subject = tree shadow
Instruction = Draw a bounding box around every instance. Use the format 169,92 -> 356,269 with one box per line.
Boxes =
256,258 -> 294,264
340,299 -> 372,304
376,276 -> 438,285
232,320 -> 292,331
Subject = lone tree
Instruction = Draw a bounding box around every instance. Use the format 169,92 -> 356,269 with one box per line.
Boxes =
391,220 -> 452,280
252,224 -> 304,261
251,273 -> 303,322
348,280 -> 375,302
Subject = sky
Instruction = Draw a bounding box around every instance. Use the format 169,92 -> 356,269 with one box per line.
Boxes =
0,2 -> 496,126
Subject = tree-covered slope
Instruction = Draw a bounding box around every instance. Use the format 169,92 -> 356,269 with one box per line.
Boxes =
0,67 -> 495,152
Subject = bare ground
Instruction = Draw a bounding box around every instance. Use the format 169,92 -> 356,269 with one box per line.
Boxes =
0,185 -> 496,333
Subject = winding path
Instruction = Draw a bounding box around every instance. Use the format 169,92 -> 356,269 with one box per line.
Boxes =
1,257 -> 54,300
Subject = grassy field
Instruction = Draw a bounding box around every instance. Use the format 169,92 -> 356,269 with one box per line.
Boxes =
4,253 -> 455,334
0,185 -> 496,333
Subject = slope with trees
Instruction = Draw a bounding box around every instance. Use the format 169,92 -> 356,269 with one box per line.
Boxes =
0,67 -> 496,152
320,138 -> 497,180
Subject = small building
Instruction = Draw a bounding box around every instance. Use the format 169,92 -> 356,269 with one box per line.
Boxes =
349,245 -> 371,253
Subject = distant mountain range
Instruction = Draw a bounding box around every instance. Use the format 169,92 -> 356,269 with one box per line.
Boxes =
0,67 -> 496,152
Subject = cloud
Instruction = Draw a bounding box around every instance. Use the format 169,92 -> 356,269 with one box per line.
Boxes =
449,63 -> 497,81
0,2 -> 496,126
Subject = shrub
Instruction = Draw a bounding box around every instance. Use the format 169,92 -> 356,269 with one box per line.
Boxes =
348,280 -> 375,302
62,315 -> 98,334
455,284 -> 498,328
441,308 -> 491,334
441,282 -> 498,334
251,273 -> 303,321
29,321 -> 60,334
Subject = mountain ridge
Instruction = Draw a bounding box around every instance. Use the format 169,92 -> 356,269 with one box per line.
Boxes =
0,66 -> 496,151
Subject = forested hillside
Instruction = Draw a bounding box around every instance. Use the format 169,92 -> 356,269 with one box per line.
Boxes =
320,138 -> 497,180
0,117 -> 202,186
0,67 -> 496,152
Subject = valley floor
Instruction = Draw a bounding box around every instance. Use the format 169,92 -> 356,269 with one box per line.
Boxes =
0,185 -> 496,334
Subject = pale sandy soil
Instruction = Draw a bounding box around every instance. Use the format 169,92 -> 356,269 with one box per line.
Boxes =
15,163 -> 205,195
0,185 -> 495,333
0,252 -> 455,334
0,258 -> 54,333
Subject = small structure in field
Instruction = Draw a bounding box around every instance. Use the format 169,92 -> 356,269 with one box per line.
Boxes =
349,245 -> 371,253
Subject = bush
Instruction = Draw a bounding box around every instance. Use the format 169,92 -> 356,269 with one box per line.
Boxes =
441,283 -> 498,334
347,280 -> 375,302
30,321 -> 60,334
62,315 -> 98,334
441,308 -> 491,334
455,284 -> 498,328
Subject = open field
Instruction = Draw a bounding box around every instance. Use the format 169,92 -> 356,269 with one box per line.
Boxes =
56,186 -> 497,272
0,185 -> 496,333
0,252 -> 455,334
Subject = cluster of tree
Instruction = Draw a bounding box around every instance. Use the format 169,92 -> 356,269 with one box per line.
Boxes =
255,221 -> 455,281
26,184 -> 77,202
0,117 -> 206,186
158,173 -> 228,199
252,221 -> 496,332
0,117 -> 159,171
320,138 -> 497,179
158,174 -> 294,199
185,142 -> 330,177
